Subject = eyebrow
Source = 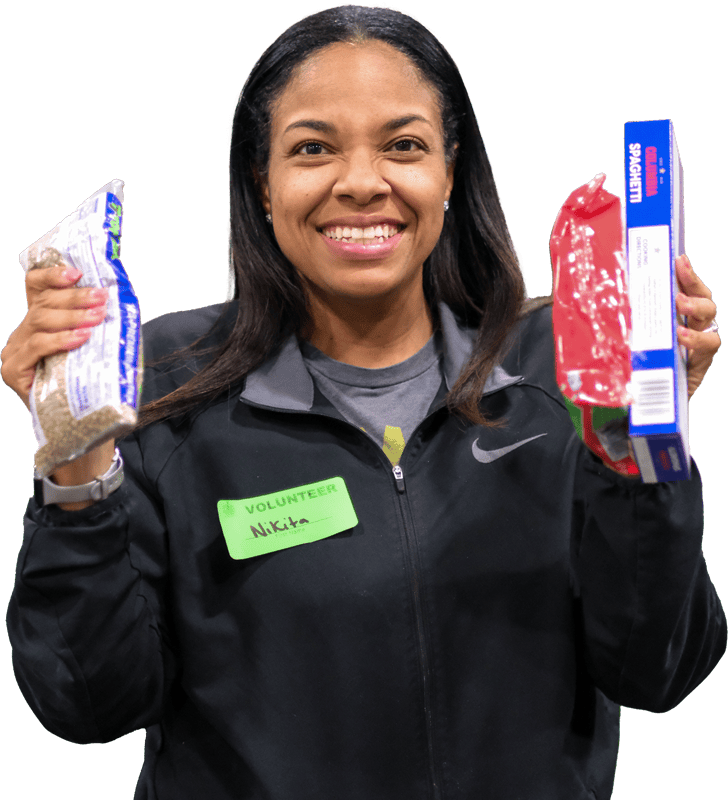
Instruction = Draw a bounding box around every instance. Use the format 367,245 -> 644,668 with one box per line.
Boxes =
282,114 -> 434,136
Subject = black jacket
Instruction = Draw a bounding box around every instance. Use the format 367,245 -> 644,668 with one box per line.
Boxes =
7,302 -> 726,799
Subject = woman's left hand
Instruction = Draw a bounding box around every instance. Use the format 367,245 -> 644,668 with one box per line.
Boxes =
675,255 -> 721,399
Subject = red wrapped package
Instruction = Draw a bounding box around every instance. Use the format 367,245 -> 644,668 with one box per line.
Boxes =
551,173 -> 639,476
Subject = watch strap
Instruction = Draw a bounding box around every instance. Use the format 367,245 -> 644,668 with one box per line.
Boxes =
34,449 -> 124,506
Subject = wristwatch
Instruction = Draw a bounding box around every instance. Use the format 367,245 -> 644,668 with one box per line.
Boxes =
34,448 -> 124,507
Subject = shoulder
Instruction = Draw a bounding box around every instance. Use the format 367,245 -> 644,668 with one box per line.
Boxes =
500,297 -> 562,402
142,302 -> 236,363
140,301 -> 238,404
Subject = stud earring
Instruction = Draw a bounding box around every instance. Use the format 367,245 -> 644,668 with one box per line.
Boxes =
443,200 -> 450,212
265,213 -> 272,223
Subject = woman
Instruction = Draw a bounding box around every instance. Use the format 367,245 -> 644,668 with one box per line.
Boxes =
2,6 -> 724,799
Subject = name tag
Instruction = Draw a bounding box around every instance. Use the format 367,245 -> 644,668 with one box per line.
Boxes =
217,477 -> 359,559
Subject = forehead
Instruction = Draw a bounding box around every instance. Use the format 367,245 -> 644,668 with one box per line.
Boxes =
270,41 -> 443,134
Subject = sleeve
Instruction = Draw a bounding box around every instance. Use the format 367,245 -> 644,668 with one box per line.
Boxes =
572,447 -> 727,712
4,304 -> 236,744
6,430 -> 175,744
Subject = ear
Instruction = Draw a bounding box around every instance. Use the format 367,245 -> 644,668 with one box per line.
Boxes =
254,168 -> 272,215
445,142 -> 458,203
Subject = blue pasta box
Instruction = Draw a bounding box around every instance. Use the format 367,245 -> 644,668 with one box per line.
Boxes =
624,119 -> 690,482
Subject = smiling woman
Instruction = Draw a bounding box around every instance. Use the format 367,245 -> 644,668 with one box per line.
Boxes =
3,5 -> 724,800
128,6 -> 526,424
133,3 -> 524,426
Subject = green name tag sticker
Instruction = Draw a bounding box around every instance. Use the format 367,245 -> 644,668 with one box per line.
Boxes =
217,477 -> 358,559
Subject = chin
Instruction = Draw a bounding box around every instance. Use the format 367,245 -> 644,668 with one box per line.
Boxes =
337,274 -> 413,301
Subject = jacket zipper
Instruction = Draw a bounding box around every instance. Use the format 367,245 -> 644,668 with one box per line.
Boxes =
392,463 -> 442,800
242,399 -> 444,795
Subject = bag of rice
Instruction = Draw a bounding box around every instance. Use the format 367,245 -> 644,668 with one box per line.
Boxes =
19,179 -> 142,478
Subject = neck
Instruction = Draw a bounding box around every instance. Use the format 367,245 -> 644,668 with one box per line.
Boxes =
305,290 -> 434,368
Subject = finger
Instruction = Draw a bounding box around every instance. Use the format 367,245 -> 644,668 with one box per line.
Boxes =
4,328 -> 93,370
25,256 -> 108,312
1,328 -> 93,406
25,302 -> 109,334
677,325 -> 720,401
675,254 -> 713,300
678,324 -> 721,355
2,303 -> 106,377
3,325 -> 94,367
25,262 -> 84,297
676,293 -> 718,329
33,285 -> 109,312
25,327 -> 95,364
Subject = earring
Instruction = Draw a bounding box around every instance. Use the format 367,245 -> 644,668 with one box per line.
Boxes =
444,200 -> 450,212
265,213 -> 272,223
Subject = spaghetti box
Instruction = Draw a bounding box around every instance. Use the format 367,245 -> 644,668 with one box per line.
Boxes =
625,119 -> 689,482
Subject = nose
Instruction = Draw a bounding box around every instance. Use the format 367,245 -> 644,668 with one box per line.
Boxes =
332,150 -> 390,205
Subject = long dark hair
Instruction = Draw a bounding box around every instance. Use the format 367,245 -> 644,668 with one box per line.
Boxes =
138,5 -> 525,428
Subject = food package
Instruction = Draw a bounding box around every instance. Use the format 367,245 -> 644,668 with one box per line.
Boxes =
624,119 -> 690,482
550,173 -> 640,477
19,180 -> 142,478
552,145 -> 691,484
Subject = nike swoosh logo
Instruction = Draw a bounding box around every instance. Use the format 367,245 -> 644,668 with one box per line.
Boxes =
471,433 -> 548,464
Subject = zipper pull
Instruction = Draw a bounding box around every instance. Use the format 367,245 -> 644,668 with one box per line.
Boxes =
392,465 -> 405,493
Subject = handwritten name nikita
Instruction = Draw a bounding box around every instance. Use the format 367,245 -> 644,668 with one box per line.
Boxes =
246,482 -> 339,538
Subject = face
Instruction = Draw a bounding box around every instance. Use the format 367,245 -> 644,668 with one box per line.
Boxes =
259,41 -> 454,314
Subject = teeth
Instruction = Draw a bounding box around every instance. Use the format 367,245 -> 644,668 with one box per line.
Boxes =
323,224 -> 401,242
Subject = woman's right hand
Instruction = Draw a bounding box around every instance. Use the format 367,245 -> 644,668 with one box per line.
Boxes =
2,261 -> 114,507
1,261 -> 109,409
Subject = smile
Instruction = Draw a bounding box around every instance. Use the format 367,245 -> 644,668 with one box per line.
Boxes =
319,224 -> 404,260
321,224 -> 403,244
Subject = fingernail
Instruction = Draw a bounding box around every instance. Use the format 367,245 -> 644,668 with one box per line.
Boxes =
88,288 -> 109,303
68,328 -> 91,345
63,266 -> 83,281
85,305 -> 107,322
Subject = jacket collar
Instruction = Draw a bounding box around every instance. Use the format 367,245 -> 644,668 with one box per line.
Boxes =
240,304 -> 521,412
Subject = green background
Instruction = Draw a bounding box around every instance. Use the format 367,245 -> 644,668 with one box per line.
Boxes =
0,0 -> 728,800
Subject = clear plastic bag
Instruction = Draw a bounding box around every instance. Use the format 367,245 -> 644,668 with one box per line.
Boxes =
550,174 -> 639,477
20,180 -> 142,478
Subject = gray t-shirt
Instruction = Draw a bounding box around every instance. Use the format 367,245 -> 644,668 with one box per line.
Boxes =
300,336 -> 442,465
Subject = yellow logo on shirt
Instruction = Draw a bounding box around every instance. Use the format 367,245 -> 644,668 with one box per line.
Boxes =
383,425 -> 405,466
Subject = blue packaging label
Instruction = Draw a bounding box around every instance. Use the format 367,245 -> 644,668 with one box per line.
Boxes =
103,192 -> 141,408
624,120 -> 689,481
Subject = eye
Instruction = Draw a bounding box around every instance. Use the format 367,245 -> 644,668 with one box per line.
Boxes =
297,141 -> 330,156
390,138 -> 423,153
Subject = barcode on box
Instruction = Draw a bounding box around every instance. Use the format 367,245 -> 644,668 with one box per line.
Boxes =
631,368 -> 675,426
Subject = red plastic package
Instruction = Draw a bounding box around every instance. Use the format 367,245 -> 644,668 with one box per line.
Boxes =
551,174 -> 639,476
